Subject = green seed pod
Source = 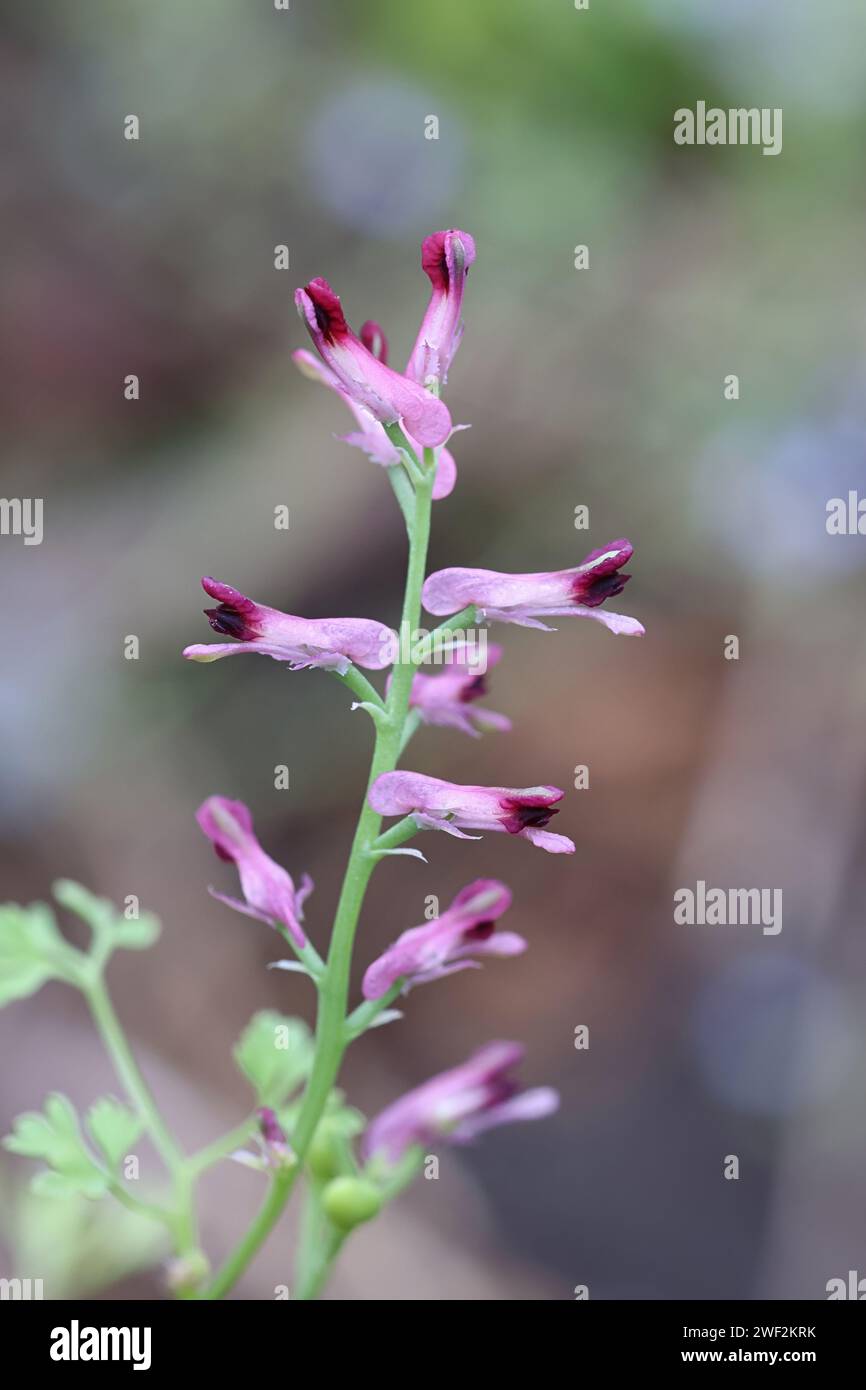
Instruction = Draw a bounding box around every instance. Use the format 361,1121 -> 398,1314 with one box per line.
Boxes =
321,1177 -> 383,1231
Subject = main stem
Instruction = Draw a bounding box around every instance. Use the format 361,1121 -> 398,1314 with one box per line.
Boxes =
204,467 -> 434,1299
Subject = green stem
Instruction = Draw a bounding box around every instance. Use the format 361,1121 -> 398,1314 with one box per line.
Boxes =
415,606 -> 479,663
294,1225 -> 345,1301
334,665 -> 386,712
343,980 -> 404,1042
105,1177 -> 174,1227
202,465 -> 436,1299
275,926 -> 325,979
187,1115 -> 258,1178
84,976 -> 184,1175
388,466 -> 414,532
399,708 -> 422,754
84,974 -> 201,1266
205,1168 -> 295,1301
368,815 -> 423,858
293,1179 -> 325,1293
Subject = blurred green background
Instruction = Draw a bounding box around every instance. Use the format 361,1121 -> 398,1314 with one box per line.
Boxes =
2,0 -> 866,1299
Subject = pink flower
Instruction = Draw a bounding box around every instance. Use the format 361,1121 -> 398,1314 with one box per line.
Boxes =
292,347 -> 457,499
363,1041 -> 558,1164
368,772 -> 575,854
406,643 -> 511,737
362,879 -> 524,1000
406,229 -> 476,388
196,795 -> 312,947
183,578 -> 395,674
422,540 -> 644,636
295,278 -> 452,448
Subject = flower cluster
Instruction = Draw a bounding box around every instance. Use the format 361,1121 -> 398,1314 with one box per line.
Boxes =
183,229 -> 642,1268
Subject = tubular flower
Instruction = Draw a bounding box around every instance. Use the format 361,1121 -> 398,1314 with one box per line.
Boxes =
362,1041 -> 559,1164
295,277 -> 451,448
368,772 -> 575,854
422,540 -> 644,636
406,229 -> 477,388
196,795 -> 312,947
406,643 -> 511,737
362,879 -> 524,1000
292,346 -> 457,499
183,578 -> 395,674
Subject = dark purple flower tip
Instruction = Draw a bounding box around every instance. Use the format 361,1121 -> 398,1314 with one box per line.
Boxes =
201,577 -> 260,640
421,229 -> 477,290
571,539 -> 633,608
196,794 -> 254,864
462,920 -> 495,943
498,791 -> 562,836
577,570 -> 631,608
458,673 -> 488,704
257,1106 -> 286,1146
304,277 -> 350,344
360,320 -> 388,364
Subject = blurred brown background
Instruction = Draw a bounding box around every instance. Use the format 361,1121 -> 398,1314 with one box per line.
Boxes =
2,0 -> 866,1299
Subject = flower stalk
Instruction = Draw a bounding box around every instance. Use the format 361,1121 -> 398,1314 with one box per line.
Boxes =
1,227 -> 641,1304
202,461 -> 436,1300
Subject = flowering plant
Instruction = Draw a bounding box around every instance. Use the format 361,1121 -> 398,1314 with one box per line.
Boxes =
0,231 -> 641,1299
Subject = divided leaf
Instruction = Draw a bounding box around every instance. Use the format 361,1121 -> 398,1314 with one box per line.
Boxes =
86,1097 -> 143,1169
52,881 -> 116,937
111,915 -> 161,951
0,887 -> 162,1008
0,903 -> 78,1006
3,1093 -> 108,1200
233,1011 -> 314,1106
52,881 -> 161,953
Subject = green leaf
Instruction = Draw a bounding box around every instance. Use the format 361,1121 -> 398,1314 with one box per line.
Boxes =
8,1184 -> 166,1298
233,1011 -> 314,1106
111,914 -> 161,950
86,1098 -> 143,1169
52,881 -> 161,956
52,881 -> 116,937
3,1093 -> 108,1200
30,1170 -> 104,1200
0,903 -> 79,1006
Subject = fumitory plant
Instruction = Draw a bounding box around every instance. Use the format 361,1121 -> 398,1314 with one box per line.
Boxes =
0,229 -> 643,1300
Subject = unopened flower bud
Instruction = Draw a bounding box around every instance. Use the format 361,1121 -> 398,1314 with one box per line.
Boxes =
257,1106 -> 296,1172
166,1249 -> 211,1293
